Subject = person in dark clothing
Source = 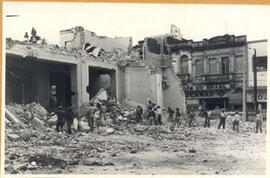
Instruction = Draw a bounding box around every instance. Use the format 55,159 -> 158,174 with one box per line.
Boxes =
218,109 -> 227,129
65,107 -> 76,134
55,106 -> 66,132
175,107 -> 181,128
168,107 -> 174,122
188,110 -> 195,127
24,32 -> 29,41
136,106 -> 143,123
156,106 -> 162,125
86,103 -> 96,132
204,110 -> 211,128
148,108 -> 156,125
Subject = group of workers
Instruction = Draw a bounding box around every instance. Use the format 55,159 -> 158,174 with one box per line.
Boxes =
53,100 -> 264,134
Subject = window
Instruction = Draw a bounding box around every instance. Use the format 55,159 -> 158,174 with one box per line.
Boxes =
180,55 -> 189,74
255,56 -> 267,71
222,57 -> 229,74
235,56 -> 243,73
209,58 -> 217,75
196,59 -> 204,76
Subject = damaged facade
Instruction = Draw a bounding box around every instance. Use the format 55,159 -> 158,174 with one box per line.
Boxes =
6,38 -> 118,110
6,26 -> 187,112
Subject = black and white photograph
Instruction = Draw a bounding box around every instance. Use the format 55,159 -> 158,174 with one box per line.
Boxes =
1,2 -> 269,176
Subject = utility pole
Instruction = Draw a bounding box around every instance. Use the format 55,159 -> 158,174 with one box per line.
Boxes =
242,46 -> 247,122
252,49 -> 258,114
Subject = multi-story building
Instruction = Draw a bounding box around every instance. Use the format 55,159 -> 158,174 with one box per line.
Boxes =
166,34 -> 247,110
246,40 -> 267,119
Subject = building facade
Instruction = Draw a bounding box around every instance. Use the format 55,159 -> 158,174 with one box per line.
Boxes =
166,34 -> 247,110
246,40 -> 267,119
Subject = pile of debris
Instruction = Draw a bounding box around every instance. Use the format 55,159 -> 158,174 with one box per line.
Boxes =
6,102 -> 49,129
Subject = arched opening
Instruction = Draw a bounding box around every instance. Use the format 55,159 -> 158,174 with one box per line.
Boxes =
179,55 -> 189,74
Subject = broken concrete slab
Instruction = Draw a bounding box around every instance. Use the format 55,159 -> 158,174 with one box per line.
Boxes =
7,134 -> 20,142
5,108 -> 24,127
90,88 -> 108,102
32,117 -> 45,129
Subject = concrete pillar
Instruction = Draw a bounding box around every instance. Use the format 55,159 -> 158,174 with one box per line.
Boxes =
77,62 -> 89,106
110,70 -> 117,99
156,73 -> 163,108
70,64 -> 78,108
36,64 -> 50,108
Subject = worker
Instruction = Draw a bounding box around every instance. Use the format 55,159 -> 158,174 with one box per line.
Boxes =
94,103 -> 101,133
204,109 -> 211,128
86,103 -> 96,132
65,107 -> 76,134
168,107 -> 175,122
175,107 -> 181,128
135,106 -> 143,123
156,106 -> 162,125
255,110 -> 263,133
188,110 -> 195,127
55,105 -> 66,133
148,107 -> 156,125
218,109 -> 227,129
233,111 -> 240,132
24,32 -> 29,42
100,103 -> 107,123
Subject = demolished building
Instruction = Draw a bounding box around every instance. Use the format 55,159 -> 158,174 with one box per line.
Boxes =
5,26 -> 186,112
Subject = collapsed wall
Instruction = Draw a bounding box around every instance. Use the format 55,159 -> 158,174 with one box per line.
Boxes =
162,68 -> 186,112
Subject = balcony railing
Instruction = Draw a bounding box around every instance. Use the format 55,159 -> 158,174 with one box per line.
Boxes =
195,74 -> 232,83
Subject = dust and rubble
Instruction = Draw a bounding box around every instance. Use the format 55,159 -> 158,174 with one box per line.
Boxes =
5,98 -> 266,174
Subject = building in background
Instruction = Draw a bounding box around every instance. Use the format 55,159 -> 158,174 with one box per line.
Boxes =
166,34 -> 247,110
246,40 -> 267,120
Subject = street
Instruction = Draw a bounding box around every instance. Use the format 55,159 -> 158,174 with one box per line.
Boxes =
5,116 -> 266,175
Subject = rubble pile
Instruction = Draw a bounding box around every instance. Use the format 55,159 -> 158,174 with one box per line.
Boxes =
6,102 -> 48,124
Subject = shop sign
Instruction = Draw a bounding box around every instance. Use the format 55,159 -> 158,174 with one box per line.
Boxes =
247,93 -> 267,102
186,99 -> 199,105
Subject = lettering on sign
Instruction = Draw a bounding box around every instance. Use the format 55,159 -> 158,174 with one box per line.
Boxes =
185,91 -> 214,98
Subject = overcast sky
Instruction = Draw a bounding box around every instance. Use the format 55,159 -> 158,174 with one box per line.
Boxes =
3,2 -> 270,45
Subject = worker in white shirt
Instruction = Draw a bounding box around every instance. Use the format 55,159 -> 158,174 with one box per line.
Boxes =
218,109 -> 227,129
255,111 -> 263,133
233,111 -> 240,132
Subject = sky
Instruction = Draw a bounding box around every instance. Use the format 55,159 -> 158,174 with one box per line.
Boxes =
3,2 -> 270,45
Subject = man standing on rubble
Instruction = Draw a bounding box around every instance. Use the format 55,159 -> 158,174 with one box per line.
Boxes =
204,109 -> 211,128
100,103 -> 107,123
188,110 -> 195,127
86,103 -> 96,132
95,103 -> 102,133
135,106 -> 143,123
233,111 -> 240,132
55,105 -> 66,133
148,107 -> 156,125
218,109 -> 227,129
255,110 -> 263,133
175,107 -> 181,128
156,106 -> 162,125
168,107 -> 174,122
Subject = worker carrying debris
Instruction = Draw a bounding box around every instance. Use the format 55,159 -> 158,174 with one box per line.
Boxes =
85,103 -> 97,132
